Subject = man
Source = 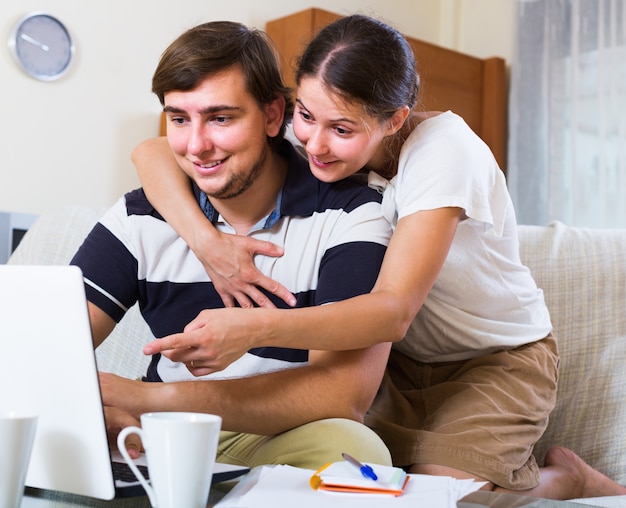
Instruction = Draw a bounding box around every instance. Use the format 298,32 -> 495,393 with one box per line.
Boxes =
71,21 -> 392,470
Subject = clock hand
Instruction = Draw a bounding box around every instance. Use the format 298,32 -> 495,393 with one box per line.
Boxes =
20,33 -> 50,52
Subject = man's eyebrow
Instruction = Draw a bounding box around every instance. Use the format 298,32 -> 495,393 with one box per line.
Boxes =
162,105 -> 243,115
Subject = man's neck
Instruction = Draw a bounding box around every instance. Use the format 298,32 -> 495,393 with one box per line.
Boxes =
208,150 -> 288,235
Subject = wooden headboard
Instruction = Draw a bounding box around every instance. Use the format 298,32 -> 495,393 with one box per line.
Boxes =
266,8 -> 507,172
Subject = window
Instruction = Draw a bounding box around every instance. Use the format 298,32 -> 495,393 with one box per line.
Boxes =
508,0 -> 626,228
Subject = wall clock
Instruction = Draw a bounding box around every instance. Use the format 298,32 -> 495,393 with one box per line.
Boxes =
8,12 -> 74,81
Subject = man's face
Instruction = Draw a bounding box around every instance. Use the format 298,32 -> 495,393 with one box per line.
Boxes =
163,66 -> 278,199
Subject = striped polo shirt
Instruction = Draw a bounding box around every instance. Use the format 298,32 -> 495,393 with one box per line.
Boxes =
71,141 -> 391,382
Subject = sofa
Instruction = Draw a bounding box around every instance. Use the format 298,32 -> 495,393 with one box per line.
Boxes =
8,205 -> 626,506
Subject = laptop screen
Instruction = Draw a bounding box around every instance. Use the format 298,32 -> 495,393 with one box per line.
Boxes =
0,265 -> 249,499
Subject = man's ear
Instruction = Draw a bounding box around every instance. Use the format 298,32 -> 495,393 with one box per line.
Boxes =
265,96 -> 286,137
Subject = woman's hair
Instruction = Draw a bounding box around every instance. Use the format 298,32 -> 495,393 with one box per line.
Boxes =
295,15 -> 419,122
152,21 -> 293,149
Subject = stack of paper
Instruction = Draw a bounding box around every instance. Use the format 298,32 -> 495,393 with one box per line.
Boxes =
216,464 -> 486,508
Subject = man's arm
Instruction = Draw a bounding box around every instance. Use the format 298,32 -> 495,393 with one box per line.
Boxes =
100,341 -> 390,435
89,302 -> 116,349
88,302 -> 143,456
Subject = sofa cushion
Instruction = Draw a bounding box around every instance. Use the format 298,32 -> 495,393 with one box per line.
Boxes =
8,205 -> 153,379
519,221 -> 626,485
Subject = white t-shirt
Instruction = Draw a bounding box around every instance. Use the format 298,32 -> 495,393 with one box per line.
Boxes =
369,111 -> 552,362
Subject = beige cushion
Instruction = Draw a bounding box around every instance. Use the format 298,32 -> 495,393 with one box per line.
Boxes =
8,205 -> 153,379
519,222 -> 626,484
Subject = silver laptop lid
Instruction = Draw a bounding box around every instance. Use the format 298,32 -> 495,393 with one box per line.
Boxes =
0,265 -> 116,500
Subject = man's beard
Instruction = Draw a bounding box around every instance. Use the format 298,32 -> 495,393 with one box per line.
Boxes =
211,146 -> 268,200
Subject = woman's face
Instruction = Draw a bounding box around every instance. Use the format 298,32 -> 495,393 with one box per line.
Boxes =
293,77 -> 392,183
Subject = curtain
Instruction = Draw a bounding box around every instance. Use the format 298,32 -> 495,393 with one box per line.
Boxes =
508,0 -> 626,228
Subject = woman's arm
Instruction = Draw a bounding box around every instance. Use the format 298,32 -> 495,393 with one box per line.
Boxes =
144,207 -> 462,373
132,137 -> 295,308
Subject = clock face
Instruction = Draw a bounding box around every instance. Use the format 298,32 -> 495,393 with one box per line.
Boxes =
9,13 -> 74,81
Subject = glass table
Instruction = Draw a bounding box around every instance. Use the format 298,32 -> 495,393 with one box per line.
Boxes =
459,490 -> 606,507
22,482 -> 609,507
21,484 -> 230,507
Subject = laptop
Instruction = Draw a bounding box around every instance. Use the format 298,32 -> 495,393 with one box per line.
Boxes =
0,264 -> 249,499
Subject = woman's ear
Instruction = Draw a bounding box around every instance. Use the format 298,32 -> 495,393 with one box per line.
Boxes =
265,96 -> 286,137
387,106 -> 411,135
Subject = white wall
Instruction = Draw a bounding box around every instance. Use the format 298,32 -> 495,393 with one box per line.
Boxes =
0,0 -> 512,214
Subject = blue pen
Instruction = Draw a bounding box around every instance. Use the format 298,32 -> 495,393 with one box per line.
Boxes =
342,452 -> 378,481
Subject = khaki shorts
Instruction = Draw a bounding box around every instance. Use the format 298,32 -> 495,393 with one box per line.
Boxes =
365,334 -> 559,490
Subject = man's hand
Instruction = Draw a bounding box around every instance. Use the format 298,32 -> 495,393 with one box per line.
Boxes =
100,373 -> 155,458
104,405 -> 142,459
98,372 -> 162,459
99,372 -> 144,459
143,307 -> 257,375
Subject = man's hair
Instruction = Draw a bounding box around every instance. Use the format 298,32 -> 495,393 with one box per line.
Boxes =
152,21 -> 293,148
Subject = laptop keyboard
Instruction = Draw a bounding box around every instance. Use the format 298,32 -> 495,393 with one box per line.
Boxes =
112,461 -> 149,483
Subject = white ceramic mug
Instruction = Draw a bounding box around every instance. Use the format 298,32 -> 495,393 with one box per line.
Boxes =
117,412 -> 221,508
0,412 -> 38,508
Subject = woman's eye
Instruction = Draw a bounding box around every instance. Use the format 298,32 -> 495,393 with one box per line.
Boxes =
298,110 -> 313,121
335,126 -> 351,135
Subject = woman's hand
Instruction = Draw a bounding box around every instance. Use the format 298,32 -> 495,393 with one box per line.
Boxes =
192,228 -> 297,309
143,308 -> 263,375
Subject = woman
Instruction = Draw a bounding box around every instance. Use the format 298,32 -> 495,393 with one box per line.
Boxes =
132,14 -> 626,500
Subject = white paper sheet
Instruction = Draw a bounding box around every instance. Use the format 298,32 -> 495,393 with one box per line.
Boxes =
216,464 -> 485,508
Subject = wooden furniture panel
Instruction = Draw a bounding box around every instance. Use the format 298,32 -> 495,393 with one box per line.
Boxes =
266,9 -> 342,93
266,8 -> 507,172
159,112 -> 167,137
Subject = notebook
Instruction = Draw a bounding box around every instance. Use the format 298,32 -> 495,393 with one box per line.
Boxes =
0,264 -> 249,499
310,460 -> 409,496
